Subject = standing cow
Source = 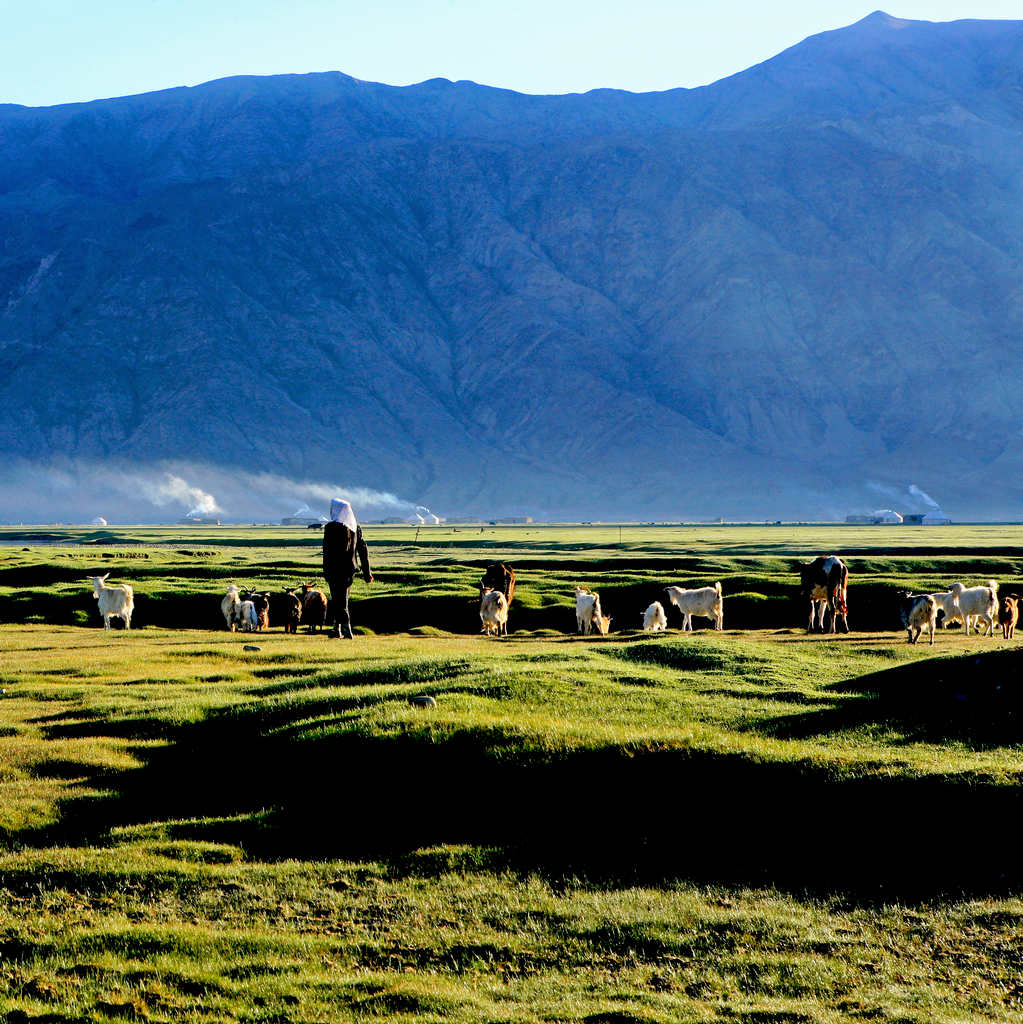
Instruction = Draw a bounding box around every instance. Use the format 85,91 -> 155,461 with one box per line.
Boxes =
800,555 -> 849,633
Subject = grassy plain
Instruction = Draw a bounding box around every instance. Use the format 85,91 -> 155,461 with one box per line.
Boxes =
2,523 -> 1023,1022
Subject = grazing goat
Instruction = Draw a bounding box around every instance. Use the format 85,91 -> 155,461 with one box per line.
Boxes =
301,583 -> 328,633
663,583 -> 723,631
239,600 -> 258,632
799,556 -> 848,633
221,585 -> 242,631
575,587 -> 611,635
89,574 -> 134,630
480,587 -> 509,636
948,581 -> 998,636
642,601 -> 667,632
899,592 -> 937,645
999,594 -> 1019,640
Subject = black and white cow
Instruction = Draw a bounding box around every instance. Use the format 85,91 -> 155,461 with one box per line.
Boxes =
799,555 -> 849,633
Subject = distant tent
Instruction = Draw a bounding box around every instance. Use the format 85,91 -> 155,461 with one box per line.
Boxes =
871,509 -> 903,523
91,516 -> 107,526
922,511 -> 951,525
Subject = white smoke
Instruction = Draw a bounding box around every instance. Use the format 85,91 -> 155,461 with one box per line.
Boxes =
232,471 -> 415,518
866,480 -> 901,499
139,473 -> 221,516
866,480 -> 945,513
908,484 -> 941,510
0,458 -> 418,524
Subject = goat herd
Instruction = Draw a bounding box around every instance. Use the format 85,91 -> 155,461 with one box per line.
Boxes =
219,583 -> 326,634
88,555 -> 1021,645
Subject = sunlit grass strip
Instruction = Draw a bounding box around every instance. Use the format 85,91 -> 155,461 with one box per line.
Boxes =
3,844 -> 1023,1022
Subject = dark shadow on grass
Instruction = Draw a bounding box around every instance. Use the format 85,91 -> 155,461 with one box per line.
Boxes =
251,667 -> 321,680
762,647 -> 1023,747
28,708 -> 110,725
244,658 -> 474,698
700,688 -> 835,706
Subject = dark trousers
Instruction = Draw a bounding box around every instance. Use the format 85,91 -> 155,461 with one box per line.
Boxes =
327,576 -> 354,638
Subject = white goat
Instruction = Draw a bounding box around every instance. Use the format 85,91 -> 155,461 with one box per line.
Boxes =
480,588 -> 509,637
664,583 -> 723,631
948,581 -> 998,636
89,574 -> 134,630
928,591 -> 963,629
642,601 -> 667,632
239,600 -> 258,632
575,587 -> 611,636
221,585 -> 242,631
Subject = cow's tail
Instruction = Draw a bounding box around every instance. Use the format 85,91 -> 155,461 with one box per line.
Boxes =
836,564 -> 850,614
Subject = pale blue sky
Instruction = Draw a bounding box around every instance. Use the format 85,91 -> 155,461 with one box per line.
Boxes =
3,1 -> 1022,108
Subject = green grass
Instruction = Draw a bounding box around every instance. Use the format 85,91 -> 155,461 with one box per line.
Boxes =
2,524 -> 1023,1021
5,844 -> 1023,1023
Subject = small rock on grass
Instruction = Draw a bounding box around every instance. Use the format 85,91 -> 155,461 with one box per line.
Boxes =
243,645 -> 261,652
409,694 -> 437,708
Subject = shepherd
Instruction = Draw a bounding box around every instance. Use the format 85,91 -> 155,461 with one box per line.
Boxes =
322,498 -> 374,639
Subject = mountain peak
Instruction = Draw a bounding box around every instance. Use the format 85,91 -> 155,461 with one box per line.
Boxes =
855,10 -> 914,30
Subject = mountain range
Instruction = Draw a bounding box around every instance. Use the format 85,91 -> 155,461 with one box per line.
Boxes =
3,11 -> 1023,521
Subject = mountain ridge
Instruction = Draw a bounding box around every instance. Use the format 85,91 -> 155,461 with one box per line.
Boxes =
2,13 -> 1023,521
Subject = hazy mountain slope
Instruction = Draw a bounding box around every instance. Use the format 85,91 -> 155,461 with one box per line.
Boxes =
2,11 -> 1023,520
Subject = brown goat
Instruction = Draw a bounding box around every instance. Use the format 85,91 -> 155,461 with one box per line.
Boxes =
999,594 -> 1019,639
243,590 -> 271,631
301,583 -> 328,633
282,589 -> 303,634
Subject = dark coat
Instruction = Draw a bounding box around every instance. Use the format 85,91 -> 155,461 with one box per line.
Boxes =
323,521 -> 372,585
480,562 -> 515,604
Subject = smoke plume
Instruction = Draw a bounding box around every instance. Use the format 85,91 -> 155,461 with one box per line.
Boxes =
866,480 -> 945,513
0,459 -> 418,524
139,474 -> 221,516
908,484 -> 941,510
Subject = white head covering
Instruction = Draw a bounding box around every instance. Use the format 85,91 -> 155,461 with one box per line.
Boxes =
329,498 -> 358,531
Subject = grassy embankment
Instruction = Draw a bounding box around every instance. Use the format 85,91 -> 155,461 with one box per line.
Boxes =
2,524 -> 1023,1022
